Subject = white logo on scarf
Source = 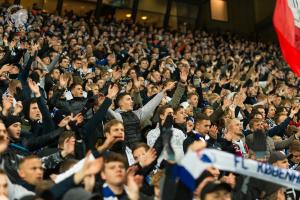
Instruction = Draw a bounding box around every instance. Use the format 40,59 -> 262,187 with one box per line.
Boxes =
6,5 -> 28,30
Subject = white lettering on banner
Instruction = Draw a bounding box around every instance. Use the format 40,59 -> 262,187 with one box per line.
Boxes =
256,163 -> 300,184
186,149 -> 300,189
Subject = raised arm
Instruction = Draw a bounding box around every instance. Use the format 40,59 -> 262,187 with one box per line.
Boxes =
83,85 -> 119,150
274,134 -> 297,150
107,108 -> 123,121
171,68 -> 187,109
22,127 -> 64,151
46,53 -> 61,72
137,82 -> 176,123
28,79 -> 56,132
170,83 -> 186,109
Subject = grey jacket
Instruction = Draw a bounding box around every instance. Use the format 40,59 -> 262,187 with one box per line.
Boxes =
246,134 -> 297,157
108,91 -> 164,126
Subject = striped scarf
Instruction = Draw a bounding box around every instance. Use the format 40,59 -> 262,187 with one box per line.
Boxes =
102,183 -> 127,200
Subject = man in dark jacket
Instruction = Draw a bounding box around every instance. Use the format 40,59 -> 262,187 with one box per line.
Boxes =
108,83 -> 175,149
51,82 -> 88,115
23,79 -> 56,137
183,115 -> 218,153
4,115 -> 64,156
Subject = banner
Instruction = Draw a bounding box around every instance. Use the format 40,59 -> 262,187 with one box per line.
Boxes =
273,0 -> 300,77
54,153 -> 95,183
179,149 -> 300,190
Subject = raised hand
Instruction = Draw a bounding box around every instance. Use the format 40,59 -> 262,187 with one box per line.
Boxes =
98,130 -> 124,152
220,173 -> 236,188
84,175 -> 96,193
222,97 -> 232,111
126,169 -> 143,200
125,81 -> 133,93
290,106 -> 300,118
132,77 -> 141,91
139,148 -> 157,167
59,74 -> 68,89
58,115 -> 72,128
61,136 -> 76,158
0,64 -> 12,74
180,67 -> 188,83
107,84 -> 119,100
2,96 -> 12,116
72,113 -> 84,126
112,68 -> 122,81
163,81 -> 176,92
74,152 -> 103,184
12,101 -> 23,116
233,93 -> 246,108
208,125 -> 218,139
28,79 -> 41,97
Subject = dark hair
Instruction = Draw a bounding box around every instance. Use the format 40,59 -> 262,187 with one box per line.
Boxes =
23,98 -> 38,120
202,106 -> 214,113
132,143 -> 150,153
174,106 -> 185,116
249,118 -> 261,129
159,105 -> 173,116
127,68 -> 136,76
103,119 -> 123,134
195,114 -> 210,124
103,152 -> 127,170
58,131 -> 75,148
115,92 -> 130,106
70,83 -> 82,91
253,105 -> 265,112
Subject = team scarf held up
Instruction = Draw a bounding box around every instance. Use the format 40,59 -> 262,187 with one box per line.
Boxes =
177,149 -> 300,191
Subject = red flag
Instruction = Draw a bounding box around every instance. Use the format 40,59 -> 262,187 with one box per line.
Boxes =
273,0 -> 300,77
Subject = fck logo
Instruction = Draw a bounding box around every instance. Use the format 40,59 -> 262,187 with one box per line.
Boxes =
6,5 -> 28,30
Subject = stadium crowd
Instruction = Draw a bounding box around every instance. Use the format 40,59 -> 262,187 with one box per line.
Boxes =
0,2 -> 299,200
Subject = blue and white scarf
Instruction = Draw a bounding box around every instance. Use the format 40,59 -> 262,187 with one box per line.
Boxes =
102,183 -> 127,200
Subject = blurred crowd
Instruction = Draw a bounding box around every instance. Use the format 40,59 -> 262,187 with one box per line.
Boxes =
0,2 -> 299,200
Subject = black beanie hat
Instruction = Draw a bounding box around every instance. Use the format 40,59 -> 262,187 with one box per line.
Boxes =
4,115 -> 22,128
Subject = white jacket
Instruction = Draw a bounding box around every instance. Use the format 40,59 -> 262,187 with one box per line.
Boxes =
147,124 -> 186,165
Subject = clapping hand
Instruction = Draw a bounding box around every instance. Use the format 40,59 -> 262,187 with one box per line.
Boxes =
12,101 -> 23,116
290,106 -> 300,118
139,148 -> 157,167
61,136 -> 76,158
28,79 -> 41,97
74,152 -> 103,184
126,167 -> 143,200
208,125 -> 218,139
98,130 -> 124,152
107,84 -> 119,100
